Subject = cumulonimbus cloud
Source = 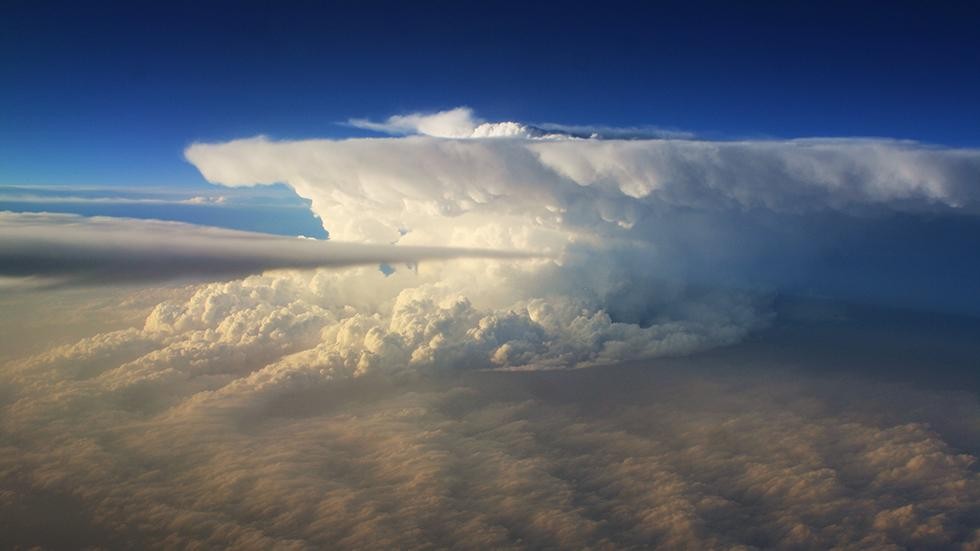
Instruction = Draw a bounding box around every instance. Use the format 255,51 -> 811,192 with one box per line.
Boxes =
0,212 -> 536,288
185,107 -> 980,322
5,109 -> 980,548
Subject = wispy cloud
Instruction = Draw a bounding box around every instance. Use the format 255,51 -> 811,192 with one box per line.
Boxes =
0,184 -> 307,208
0,192 -> 228,206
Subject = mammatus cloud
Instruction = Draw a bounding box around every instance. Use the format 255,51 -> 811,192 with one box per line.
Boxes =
0,212 -> 535,287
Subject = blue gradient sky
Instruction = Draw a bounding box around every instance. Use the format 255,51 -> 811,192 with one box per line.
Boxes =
3,0 -> 980,187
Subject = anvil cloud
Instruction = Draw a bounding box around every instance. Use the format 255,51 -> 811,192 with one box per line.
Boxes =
191,108 -> 979,243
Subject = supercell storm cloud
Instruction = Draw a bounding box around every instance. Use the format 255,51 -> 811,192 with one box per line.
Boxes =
3,101 -> 980,548
8,0 -> 980,546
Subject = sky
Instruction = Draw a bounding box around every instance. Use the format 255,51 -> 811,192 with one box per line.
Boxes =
4,2 -> 980,549
3,0 -> 980,187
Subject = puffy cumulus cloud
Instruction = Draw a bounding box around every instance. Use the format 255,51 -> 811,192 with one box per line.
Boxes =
3,321 -> 980,549
348,106 -> 557,139
3,268 -> 762,404
0,212 -> 531,288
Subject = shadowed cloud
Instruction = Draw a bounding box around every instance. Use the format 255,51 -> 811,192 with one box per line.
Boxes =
0,212 -> 537,288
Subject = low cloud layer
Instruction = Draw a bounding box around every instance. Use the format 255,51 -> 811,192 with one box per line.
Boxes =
3,302 -> 980,549
0,266 -> 771,547
0,212 -> 531,287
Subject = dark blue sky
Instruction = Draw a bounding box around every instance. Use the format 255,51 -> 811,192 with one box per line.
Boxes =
3,0 -> 980,186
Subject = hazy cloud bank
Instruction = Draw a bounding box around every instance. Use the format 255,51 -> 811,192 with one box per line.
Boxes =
0,212 -> 531,287
3,323 -> 980,549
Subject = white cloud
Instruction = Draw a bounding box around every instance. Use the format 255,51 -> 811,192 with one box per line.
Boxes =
183,110 -> 980,361
348,106 -> 566,139
348,106 -> 488,138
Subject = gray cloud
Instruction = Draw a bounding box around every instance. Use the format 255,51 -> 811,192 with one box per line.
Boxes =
0,212 -> 534,288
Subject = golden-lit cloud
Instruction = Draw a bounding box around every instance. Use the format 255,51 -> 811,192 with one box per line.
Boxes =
4,328 -> 980,548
